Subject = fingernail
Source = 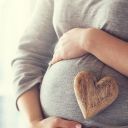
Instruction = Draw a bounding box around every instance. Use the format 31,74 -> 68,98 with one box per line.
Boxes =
75,124 -> 82,128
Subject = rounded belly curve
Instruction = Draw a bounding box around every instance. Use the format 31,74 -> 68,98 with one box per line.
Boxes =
40,54 -> 128,127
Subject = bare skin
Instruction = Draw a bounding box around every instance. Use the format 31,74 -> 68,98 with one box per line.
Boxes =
18,86 -> 82,128
51,28 -> 128,77
18,28 -> 128,128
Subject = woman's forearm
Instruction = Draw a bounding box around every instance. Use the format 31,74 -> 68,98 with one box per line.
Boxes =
85,28 -> 128,76
17,85 -> 43,123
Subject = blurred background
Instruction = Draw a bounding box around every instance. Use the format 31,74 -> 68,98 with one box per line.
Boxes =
0,0 -> 36,127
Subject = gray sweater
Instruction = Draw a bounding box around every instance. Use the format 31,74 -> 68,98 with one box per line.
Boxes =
12,0 -> 128,127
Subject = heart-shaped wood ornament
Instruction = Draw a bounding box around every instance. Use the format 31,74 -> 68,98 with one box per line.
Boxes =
74,71 -> 119,119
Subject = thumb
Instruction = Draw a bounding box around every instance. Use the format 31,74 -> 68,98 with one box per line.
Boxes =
57,118 -> 82,128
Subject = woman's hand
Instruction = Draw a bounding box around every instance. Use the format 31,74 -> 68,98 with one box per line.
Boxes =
29,116 -> 82,128
50,28 -> 92,65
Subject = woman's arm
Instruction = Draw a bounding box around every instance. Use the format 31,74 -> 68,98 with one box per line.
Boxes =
12,0 -> 55,124
51,28 -> 128,76
17,86 -> 43,123
12,0 -> 57,110
85,28 -> 128,76
12,0 -> 83,127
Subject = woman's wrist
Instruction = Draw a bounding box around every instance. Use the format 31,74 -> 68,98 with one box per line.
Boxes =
82,28 -> 102,54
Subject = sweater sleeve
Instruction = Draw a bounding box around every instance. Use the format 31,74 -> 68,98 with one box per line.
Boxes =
11,0 -> 57,110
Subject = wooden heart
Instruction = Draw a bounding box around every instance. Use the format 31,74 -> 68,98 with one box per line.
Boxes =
74,71 -> 119,119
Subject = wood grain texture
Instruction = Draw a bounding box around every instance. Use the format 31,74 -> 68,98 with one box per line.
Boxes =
74,71 -> 119,119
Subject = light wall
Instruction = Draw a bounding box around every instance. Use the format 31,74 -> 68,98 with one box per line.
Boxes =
0,0 -> 37,95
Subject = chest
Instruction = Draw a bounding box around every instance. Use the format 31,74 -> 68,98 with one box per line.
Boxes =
53,0 -> 128,41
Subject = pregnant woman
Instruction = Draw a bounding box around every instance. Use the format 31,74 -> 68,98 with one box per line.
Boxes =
12,0 -> 128,128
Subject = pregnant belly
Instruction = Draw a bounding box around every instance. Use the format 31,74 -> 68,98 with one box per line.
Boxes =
40,54 -> 128,128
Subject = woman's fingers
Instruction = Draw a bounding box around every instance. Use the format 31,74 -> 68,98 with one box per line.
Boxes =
29,116 -> 96,128
49,56 -> 62,65
49,50 -> 63,65
53,118 -> 82,128
49,58 -> 61,65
